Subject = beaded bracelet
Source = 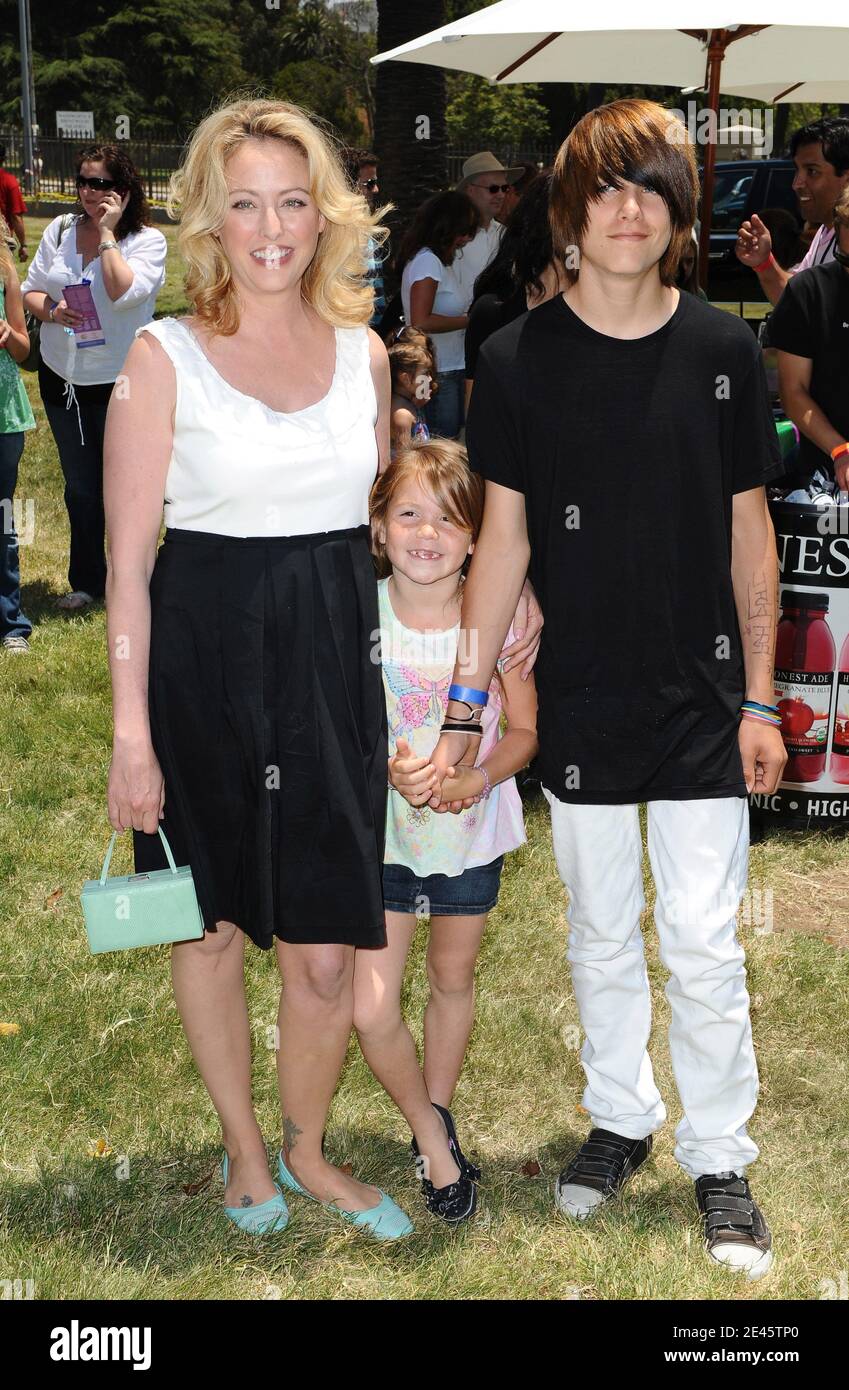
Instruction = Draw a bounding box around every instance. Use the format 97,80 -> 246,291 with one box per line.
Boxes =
472,764 -> 492,804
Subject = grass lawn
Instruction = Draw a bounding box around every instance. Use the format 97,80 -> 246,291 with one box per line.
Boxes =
1,219 -> 847,1301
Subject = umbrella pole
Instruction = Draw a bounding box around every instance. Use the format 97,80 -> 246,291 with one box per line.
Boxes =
697,32 -> 725,292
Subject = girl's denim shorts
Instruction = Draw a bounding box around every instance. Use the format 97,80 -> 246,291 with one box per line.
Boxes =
382,855 -> 504,917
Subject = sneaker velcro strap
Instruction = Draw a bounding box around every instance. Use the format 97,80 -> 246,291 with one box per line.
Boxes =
704,1194 -> 754,1217
705,1207 -> 754,1232
705,1182 -> 748,1197
565,1135 -> 643,1193
578,1141 -> 632,1163
571,1157 -> 623,1176
587,1135 -> 634,1154
567,1156 -> 626,1179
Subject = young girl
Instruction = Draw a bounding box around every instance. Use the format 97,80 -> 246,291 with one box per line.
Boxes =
354,439 -> 538,1223
388,330 -> 433,459
0,219 -> 35,651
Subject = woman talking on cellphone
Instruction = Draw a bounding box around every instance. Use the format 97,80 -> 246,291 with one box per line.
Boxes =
22,145 -> 166,611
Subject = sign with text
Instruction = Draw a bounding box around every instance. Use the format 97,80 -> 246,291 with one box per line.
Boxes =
56,111 -> 94,138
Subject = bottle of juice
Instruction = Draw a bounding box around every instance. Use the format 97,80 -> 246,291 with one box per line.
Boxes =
830,630 -> 849,783
774,590 -> 835,783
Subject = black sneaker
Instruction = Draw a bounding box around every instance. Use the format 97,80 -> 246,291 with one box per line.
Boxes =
695,1172 -> 773,1280
555,1127 -> 652,1219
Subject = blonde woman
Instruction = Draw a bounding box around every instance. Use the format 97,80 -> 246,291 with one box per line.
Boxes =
105,96 -> 412,1237
0,217 -> 35,650
104,98 -> 542,1239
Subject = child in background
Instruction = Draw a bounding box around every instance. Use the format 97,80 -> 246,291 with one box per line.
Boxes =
388,330 -> 433,459
0,222 -> 36,651
354,438 -> 538,1223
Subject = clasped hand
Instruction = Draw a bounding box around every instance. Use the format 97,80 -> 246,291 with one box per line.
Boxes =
389,736 -> 481,814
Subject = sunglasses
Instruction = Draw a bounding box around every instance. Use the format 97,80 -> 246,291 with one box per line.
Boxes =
478,183 -> 510,194
76,175 -> 118,191
360,178 -> 379,190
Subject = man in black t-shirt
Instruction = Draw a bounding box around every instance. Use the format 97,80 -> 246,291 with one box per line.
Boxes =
770,185 -> 849,487
419,99 -> 787,1280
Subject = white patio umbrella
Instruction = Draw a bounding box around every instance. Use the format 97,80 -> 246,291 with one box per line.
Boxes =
372,3 -> 849,287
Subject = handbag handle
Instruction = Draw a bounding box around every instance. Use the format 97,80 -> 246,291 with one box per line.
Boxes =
99,825 -> 179,886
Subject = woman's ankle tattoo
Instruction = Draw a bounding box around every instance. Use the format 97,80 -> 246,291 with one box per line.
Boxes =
283,1115 -> 302,1152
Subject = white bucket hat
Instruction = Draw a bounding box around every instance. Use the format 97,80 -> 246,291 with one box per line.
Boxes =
456,151 -> 524,191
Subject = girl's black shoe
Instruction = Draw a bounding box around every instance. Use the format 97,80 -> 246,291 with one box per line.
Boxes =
410,1103 -> 482,1182
420,1171 -> 477,1224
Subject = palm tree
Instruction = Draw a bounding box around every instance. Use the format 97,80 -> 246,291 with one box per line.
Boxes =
279,1 -> 345,63
374,0 -> 447,294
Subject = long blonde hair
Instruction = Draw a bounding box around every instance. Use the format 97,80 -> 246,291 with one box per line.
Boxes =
0,214 -> 15,279
168,95 -> 391,335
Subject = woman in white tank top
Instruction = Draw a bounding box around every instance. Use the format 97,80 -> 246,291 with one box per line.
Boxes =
102,99 -> 412,1237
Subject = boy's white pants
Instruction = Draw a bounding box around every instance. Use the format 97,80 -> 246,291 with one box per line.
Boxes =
542,790 -> 759,1180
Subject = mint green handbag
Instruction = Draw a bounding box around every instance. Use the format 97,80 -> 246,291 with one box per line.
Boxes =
81,827 -> 205,954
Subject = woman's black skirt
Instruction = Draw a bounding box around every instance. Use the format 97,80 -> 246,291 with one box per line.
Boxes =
132,524 -> 388,950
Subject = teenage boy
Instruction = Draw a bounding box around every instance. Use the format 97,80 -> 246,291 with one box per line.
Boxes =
423,99 -> 787,1279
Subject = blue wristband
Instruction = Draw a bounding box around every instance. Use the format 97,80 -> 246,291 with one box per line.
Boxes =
448,682 -> 489,708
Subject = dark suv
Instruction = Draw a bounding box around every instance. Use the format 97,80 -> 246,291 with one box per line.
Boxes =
701,159 -> 801,299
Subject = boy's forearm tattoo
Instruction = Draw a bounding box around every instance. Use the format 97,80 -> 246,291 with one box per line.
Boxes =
745,571 -> 777,667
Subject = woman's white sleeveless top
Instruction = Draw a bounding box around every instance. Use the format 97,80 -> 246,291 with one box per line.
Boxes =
135,316 -> 378,537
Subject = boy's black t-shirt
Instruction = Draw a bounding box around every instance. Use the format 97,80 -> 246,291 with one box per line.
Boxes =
465,290 -> 785,804
767,259 -> 849,478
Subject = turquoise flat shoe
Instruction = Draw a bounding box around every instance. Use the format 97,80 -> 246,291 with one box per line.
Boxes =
277,1150 -> 413,1240
221,1152 -> 289,1235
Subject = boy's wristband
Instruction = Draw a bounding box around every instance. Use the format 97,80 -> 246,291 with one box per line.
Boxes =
741,699 -> 782,727
753,252 -> 775,273
830,442 -> 849,462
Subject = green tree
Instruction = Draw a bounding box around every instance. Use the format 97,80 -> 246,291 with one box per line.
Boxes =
278,0 -> 347,63
446,73 -> 549,147
375,0 -> 447,276
89,0 -> 247,132
0,0 -> 247,135
272,58 -> 368,145
229,0 -> 300,86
